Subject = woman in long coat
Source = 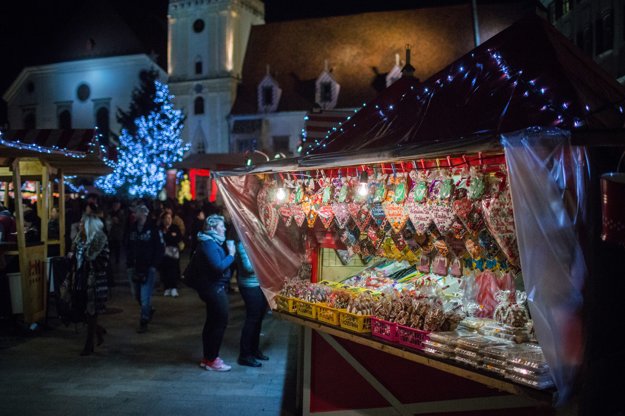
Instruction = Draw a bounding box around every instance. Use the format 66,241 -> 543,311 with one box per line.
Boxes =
70,214 -> 109,355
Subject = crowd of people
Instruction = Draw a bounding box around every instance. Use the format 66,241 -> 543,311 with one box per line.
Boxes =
0,193 -> 269,370
99,196 -> 266,367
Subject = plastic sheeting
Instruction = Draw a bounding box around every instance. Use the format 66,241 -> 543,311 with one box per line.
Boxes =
216,174 -> 307,307
502,127 -> 588,405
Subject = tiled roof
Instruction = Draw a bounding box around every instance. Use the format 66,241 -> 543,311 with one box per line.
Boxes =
232,3 -> 536,115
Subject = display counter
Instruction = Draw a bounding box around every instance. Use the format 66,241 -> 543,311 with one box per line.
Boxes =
276,311 -> 556,405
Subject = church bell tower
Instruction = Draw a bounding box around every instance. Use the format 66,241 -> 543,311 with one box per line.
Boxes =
167,0 -> 265,153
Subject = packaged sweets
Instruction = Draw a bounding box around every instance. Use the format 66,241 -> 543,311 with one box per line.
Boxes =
428,330 -> 474,347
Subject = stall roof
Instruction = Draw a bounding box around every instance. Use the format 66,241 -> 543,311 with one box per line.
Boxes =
0,129 -> 111,175
214,14 -> 625,177
173,152 -> 275,171
308,14 -> 625,156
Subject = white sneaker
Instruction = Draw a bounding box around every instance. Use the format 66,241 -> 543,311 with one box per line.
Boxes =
171,288 -> 179,297
202,357 -> 231,372
163,289 -> 171,297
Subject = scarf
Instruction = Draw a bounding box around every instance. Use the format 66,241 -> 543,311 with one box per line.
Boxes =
197,229 -> 226,245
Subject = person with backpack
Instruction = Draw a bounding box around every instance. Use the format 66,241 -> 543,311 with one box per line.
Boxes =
192,214 -> 236,372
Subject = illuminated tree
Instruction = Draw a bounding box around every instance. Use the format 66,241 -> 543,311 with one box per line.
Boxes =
96,80 -> 188,197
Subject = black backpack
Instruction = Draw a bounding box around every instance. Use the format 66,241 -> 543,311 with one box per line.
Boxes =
182,249 -> 204,290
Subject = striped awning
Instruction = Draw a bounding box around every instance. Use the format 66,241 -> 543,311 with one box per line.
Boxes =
304,109 -> 355,141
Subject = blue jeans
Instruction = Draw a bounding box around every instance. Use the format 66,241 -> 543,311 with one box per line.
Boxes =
238,285 -> 268,357
133,267 -> 156,323
198,283 -> 229,361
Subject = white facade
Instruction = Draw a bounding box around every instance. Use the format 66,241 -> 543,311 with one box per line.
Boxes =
167,0 -> 264,153
2,54 -> 167,143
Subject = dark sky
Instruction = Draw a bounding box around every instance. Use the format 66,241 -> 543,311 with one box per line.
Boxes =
0,0 -> 470,117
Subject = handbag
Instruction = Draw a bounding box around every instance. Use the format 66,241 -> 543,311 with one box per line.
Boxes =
164,245 -> 180,259
132,269 -> 148,284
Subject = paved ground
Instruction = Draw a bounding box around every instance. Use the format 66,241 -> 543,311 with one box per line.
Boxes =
0,259 -> 301,416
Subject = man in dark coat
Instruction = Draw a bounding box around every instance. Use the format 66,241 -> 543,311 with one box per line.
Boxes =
126,205 -> 164,333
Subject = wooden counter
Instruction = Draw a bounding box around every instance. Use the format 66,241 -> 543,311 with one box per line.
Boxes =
274,311 -> 556,405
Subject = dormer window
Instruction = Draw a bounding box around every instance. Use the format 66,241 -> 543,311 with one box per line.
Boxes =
262,86 -> 274,106
320,82 -> 332,103
315,60 -> 340,110
257,65 -> 281,113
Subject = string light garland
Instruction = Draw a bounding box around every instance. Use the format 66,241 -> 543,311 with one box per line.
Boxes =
96,80 -> 189,197
302,45 -> 625,155
0,130 -> 86,158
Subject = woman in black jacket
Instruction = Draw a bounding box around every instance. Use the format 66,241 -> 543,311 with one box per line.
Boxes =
159,212 -> 183,297
195,214 -> 236,372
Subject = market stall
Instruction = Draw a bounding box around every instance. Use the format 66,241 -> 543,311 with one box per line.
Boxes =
0,129 -> 111,324
214,15 -> 625,415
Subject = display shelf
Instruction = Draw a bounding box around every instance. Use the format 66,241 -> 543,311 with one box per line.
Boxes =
274,311 -> 556,405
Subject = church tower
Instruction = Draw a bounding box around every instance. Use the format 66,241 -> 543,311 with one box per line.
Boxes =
167,0 -> 264,153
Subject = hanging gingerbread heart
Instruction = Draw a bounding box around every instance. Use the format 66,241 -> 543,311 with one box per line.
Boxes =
279,204 -> 293,227
370,202 -> 386,227
481,188 -> 520,266
405,197 -> 433,235
353,205 -> 372,233
257,182 -> 270,209
339,227 -> 358,252
291,203 -> 306,227
366,222 -> 382,248
258,202 -> 279,238
348,202 -> 363,223
452,188 -> 484,236
317,205 -> 335,230
430,202 -> 456,235
383,201 -> 408,233
332,202 -> 350,229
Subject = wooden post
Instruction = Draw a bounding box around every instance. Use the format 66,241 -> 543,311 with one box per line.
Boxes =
58,172 -> 66,256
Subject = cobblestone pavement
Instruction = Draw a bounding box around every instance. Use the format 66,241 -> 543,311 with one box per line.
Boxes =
0,267 -> 300,416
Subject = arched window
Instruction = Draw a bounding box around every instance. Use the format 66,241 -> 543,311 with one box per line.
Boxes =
195,58 -> 203,75
194,96 -> 205,115
96,107 -> 110,144
58,110 -> 72,129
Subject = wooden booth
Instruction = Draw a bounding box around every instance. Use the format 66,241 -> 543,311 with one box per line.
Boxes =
214,16 -> 625,416
0,129 -> 111,324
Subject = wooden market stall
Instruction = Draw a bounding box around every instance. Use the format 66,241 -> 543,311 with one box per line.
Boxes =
0,129 -> 111,324
213,15 -> 625,416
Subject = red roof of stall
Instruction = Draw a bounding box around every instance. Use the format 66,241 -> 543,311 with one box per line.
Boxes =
306,15 -> 625,156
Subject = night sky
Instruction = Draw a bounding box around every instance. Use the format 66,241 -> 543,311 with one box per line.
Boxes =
0,0 -> 469,122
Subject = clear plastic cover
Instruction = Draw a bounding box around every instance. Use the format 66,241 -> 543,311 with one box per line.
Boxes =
215,174 -> 307,308
502,127 -> 588,404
